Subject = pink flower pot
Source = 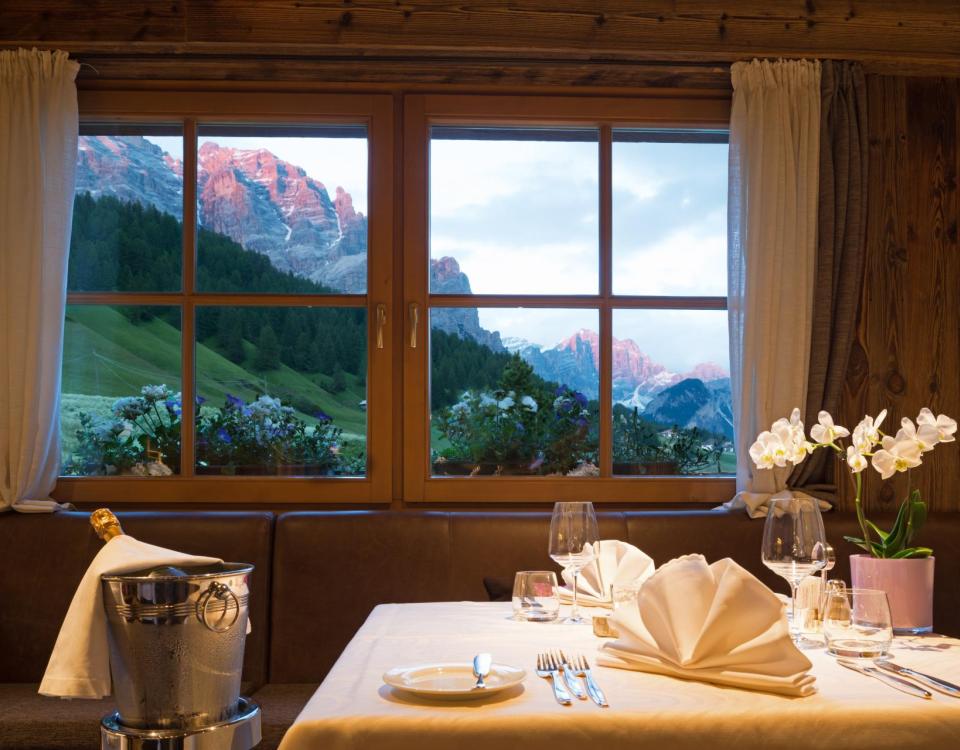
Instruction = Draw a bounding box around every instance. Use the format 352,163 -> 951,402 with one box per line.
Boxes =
850,554 -> 935,634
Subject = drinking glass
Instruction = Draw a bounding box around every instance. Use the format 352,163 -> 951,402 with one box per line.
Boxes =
549,501 -> 599,625
761,495 -> 828,644
511,571 -> 560,622
822,588 -> 893,658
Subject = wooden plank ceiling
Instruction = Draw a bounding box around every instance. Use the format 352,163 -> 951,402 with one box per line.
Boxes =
2,1 -> 960,88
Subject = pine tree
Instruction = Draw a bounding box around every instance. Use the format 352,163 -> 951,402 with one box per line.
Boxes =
217,311 -> 246,364
253,324 -> 281,371
331,363 -> 347,393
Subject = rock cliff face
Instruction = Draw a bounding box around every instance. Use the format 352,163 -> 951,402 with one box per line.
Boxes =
75,135 -> 369,291
642,377 -> 734,439
76,136 -> 183,219
429,257 -> 503,351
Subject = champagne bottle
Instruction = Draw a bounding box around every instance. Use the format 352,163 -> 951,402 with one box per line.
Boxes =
90,508 -> 124,541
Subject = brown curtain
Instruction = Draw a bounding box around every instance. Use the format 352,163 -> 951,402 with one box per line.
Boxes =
791,61 -> 869,492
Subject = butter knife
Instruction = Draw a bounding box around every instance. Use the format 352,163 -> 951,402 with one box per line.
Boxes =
876,660 -> 960,697
838,659 -> 932,699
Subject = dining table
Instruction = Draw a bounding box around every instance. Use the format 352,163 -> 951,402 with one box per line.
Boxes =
277,601 -> 960,750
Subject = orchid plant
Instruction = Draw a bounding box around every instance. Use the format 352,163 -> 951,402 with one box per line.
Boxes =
749,407 -> 957,559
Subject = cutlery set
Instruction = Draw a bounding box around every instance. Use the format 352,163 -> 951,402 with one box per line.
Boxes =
536,650 -> 608,707
838,659 -> 960,700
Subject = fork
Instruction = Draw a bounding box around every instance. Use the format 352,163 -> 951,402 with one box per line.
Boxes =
571,654 -> 609,707
556,650 -> 587,700
536,652 -> 573,705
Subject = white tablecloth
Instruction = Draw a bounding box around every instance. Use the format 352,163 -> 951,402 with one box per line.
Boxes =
279,602 -> 960,750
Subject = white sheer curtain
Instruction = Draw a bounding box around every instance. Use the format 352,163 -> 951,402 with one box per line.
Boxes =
724,59 -> 824,518
0,49 -> 79,512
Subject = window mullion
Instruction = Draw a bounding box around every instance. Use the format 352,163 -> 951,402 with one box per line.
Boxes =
599,125 -> 613,477
180,118 -> 198,478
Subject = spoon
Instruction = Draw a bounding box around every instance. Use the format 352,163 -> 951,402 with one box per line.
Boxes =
473,652 -> 492,690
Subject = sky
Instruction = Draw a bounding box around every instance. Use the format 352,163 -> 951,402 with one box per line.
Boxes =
434,136 -> 729,371
144,132 -> 728,373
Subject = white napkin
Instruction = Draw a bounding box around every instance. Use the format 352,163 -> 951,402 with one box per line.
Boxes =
718,489 -> 832,520
39,535 -> 222,699
559,540 -> 655,607
598,554 -> 816,696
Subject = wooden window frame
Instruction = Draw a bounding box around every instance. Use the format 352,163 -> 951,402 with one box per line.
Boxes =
402,94 -> 735,503
55,91 -> 395,504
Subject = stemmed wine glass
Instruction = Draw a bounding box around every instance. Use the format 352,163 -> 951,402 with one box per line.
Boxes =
761,495 -> 828,644
549,501 -> 599,625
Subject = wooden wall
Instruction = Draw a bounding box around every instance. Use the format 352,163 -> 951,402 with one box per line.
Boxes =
839,76 -> 960,513
3,1 -> 960,87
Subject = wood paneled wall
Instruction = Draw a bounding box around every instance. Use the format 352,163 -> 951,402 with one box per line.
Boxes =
839,76 -> 960,513
3,1 -> 960,87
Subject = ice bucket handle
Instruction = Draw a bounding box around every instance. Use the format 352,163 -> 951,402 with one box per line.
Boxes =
196,581 -> 241,633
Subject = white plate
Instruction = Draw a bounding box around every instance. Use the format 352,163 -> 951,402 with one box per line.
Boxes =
383,662 -> 525,699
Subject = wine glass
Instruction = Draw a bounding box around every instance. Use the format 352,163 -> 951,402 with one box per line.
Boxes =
549,501 -> 599,625
761,495 -> 828,644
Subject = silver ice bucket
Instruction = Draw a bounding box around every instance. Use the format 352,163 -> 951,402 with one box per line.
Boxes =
101,562 -> 253,731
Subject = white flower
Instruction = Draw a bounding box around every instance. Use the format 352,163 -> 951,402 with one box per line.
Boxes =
497,396 -> 515,410
852,409 -> 887,451
771,416 -> 809,465
895,417 -> 939,453
871,435 -> 922,480
520,395 -> 538,413
810,410 -> 850,445
846,445 -> 868,473
749,430 -> 790,470
917,407 -> 957,444
479,394 -> 497,408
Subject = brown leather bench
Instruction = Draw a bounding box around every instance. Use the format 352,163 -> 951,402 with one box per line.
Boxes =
2,508 -> 959,750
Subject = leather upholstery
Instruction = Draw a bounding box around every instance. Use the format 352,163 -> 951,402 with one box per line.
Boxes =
0,511 -> 274,688
269,509 -> 960,683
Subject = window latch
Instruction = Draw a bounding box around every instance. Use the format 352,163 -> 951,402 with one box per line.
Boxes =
376,304 -> 387,349
409,303 -> 419,349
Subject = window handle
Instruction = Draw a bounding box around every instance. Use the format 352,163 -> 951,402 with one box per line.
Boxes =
376,304 -> 387,349
409,303 -> 419,349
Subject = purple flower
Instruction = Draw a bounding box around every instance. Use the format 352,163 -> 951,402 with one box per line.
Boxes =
226,394 -> 244,410
165,399 -> 182,417
573,391 -> 588,408
216,427 -> 232,444
196,395 -> 206,405
575,416 -> 589,429
315,410 -> 332,423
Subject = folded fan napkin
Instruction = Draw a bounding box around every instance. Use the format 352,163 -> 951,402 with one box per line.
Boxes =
39,535 -> 222,699
559,539 -> 655,606
598,554 -> 816,696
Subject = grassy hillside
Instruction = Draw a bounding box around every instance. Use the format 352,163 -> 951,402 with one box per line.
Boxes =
61,306 -> 367,461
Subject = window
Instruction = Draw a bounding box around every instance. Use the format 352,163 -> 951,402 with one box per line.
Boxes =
58,93 -> 393,503
403,95 -> 733,502
57,90 -> 731,504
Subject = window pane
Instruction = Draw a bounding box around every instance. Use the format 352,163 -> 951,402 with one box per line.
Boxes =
431,307 -> 598,476
612,132 -> 728,296
612,309 -> 733,476
197,126 -> 368,294
70,126 -> 183,292
195,306 -> 367,476
430,127 -> 599,295
61,305 -> 182,476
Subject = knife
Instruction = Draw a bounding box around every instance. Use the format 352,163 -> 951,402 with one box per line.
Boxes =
473,652 -> 492,690
837,659 -> 932,699
876,660 -> 960,698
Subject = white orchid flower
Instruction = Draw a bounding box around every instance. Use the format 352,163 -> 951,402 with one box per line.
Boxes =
852,409 -> 887,452
846,445 -> 868,473
771,414 -> 810,464
895,417 -> 939,453
749,430 -> 789,470
520,395 -> 538,413
810,410 -> 850,445
871,435 -> 922,480
917,407 -> 957,444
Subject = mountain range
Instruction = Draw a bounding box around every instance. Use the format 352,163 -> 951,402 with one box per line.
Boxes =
74,135 -> 732,438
